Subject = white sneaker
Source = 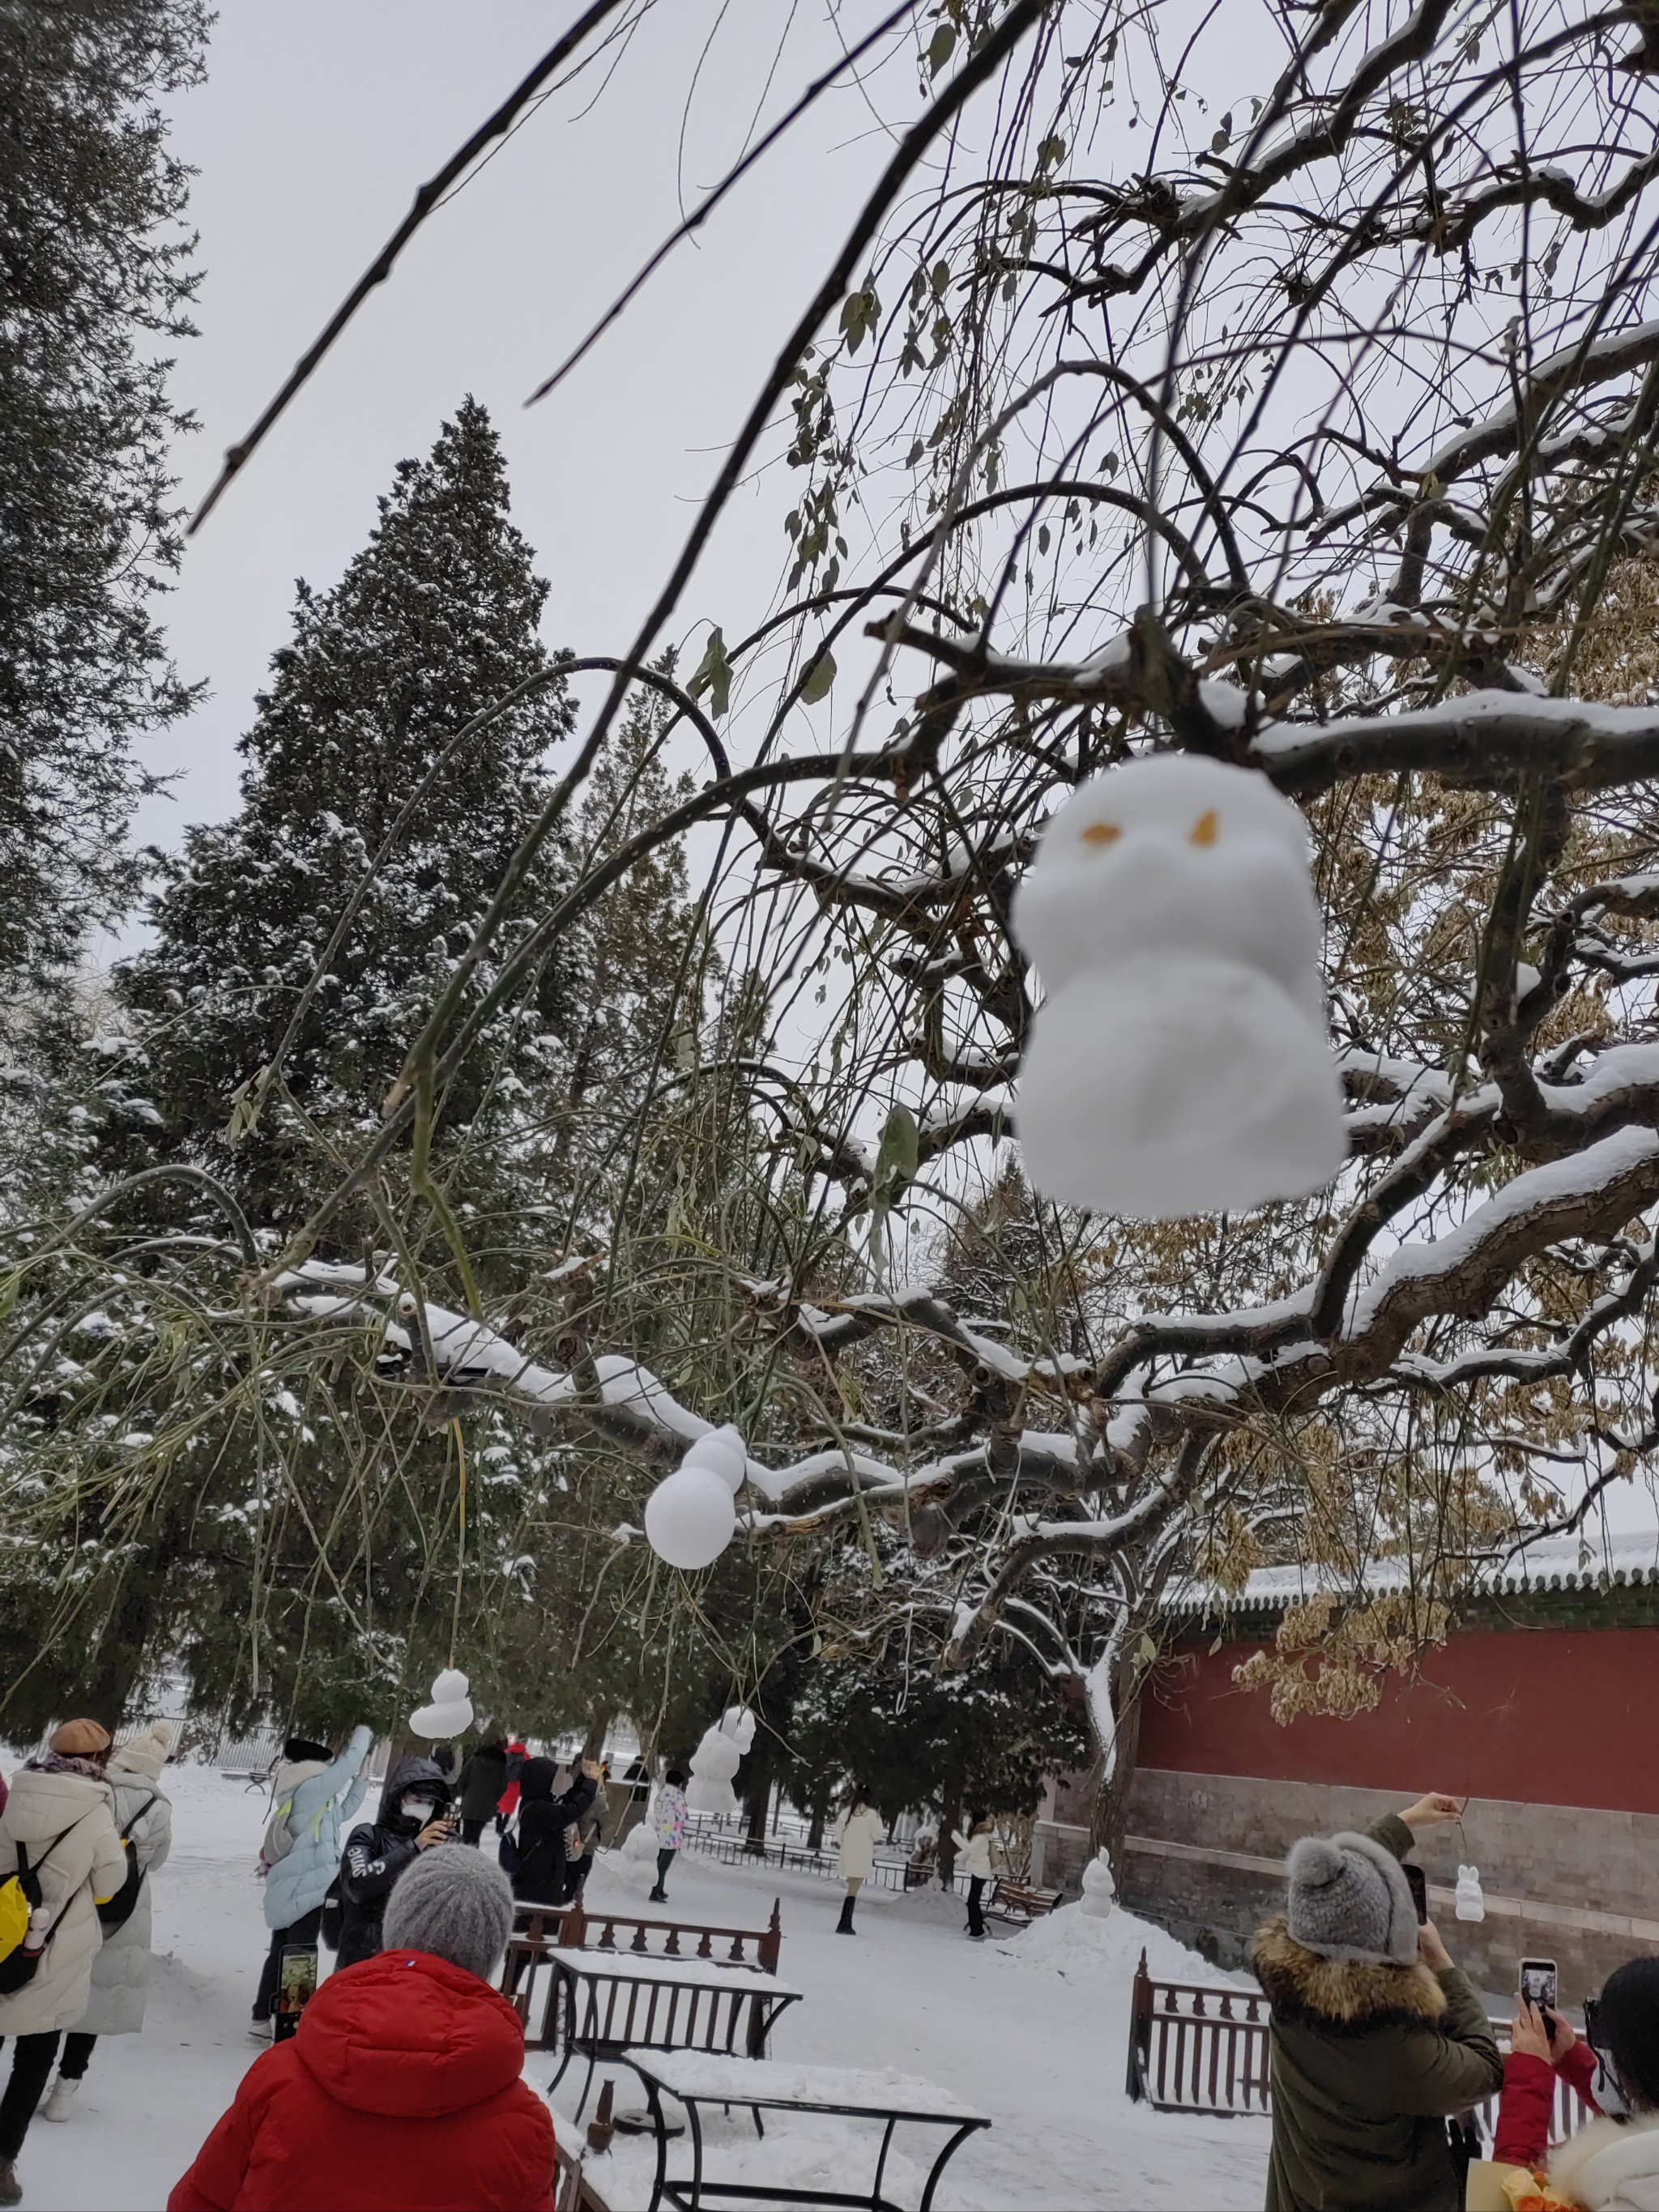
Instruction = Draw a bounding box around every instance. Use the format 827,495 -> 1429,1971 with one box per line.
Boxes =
42,2076 -> 79,2122
247,2017 -> 274,2044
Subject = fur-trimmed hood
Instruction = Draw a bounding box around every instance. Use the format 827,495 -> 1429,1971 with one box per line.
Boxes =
1252,1914 -> 1448,2033
1550,2113 -> 1659,2210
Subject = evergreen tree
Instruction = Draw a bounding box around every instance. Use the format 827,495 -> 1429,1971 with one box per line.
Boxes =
0,0 -> 207,986
117,396 -> 577,1234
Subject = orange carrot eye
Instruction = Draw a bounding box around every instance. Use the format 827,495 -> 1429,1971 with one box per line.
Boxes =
1081,821 -> 1120,846
1190,811 -> 1219,846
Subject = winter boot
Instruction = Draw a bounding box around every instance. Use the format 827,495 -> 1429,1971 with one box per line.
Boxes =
43,2074 -> 80,2121
0,2158 -> 20,2207
835,1894 -> 856,1935
648,1888 -> 667,1903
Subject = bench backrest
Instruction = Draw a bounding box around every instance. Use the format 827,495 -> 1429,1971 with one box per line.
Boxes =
504,1896 -> 784,2051
1124,1951 -> 1588,2143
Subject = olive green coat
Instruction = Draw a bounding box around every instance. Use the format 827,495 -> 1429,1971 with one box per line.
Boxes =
1252,1819 -> 1502,2212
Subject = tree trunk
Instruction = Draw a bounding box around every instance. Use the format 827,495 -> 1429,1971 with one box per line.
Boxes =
1088,1630 -> 1149,1886
581,1713 -> 609,1762
936,1784 -> 962,1890
743,1758 -> 771,1855
807,1801 -> 826,1852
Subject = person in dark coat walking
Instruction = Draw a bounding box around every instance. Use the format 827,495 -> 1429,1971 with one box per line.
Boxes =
454,1741 -> 509,1847
510,1760 -> 599,1905
509,1759 -> 565,1904
1251,1791 -> 1501,2212
335,1756 -> 454,1968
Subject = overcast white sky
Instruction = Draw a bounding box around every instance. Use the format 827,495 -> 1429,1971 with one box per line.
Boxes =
141,2 -> 919,849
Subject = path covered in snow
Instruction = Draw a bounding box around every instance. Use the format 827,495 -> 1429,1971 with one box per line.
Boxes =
15,1767 -> 1269,2211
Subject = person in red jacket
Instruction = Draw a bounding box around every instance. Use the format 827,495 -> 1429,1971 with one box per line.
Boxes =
168,1842 -> 553,2211
495,1739 -> 531,1831
1492,1996 -> 1604,2167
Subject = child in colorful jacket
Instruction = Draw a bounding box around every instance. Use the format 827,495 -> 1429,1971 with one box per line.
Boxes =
649,1770 -> 689,1903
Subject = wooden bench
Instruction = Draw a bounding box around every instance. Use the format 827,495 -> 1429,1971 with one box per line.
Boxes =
1124,1951 -> 1588,2144
983,1877 -> 1061,1926
503,1894 -> 783,2052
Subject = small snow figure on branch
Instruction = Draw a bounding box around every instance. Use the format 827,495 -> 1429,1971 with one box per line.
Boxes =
1010,753 -> 1345,1218
1080,1850 -> 1115,1920
1454,1864 -> 1486,1923
684,1707 -> 755,1816
409,1668 -> 473,1738
643,1426 -> 747,1571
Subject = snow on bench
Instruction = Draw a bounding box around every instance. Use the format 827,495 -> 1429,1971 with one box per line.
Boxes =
618,2049 -> 988,2120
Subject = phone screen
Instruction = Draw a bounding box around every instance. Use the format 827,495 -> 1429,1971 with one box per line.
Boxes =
1520,1958 -> 1559,2014
1404,1864 -> 1428,1924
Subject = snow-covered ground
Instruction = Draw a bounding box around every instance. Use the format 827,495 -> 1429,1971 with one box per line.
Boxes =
12,1766 -> 1270,2211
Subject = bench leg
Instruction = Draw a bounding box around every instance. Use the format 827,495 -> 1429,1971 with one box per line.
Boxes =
919,2123 -> 979,2212
870,2114 -> 899,2210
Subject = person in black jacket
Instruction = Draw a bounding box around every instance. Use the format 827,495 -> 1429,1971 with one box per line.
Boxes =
335,1755 -> 454,1966
454,1740 -> 509,1846
511,1759 -> 599,1904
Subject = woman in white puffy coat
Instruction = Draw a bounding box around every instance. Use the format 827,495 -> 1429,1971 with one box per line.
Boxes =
952,1816 -> 996,1941
833,1792 -> 885,1936
0,1720 -> 126,2203
42,1723 -> 176,2120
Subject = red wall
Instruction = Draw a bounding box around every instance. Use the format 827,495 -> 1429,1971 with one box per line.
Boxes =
1138,1624 -> 1659,1815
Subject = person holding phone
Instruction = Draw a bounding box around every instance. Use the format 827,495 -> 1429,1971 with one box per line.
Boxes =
1493,1956 -> 1659,2202
334,1757 -> 455,1969
1252,1791 -> 1501,2212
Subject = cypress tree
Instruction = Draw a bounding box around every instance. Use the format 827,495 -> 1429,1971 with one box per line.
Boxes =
0,0 -> 207,986
118,396 -> 578,1234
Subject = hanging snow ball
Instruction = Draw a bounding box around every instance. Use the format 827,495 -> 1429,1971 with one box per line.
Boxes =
643,1467 -> 736,1571
680,1426 -> 748,1495
1009,753 -> 1345,1220
410,1666 -> 474,1738
1454,1864 -> 1486,1923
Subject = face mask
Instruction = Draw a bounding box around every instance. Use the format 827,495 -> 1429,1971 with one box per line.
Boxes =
402,1796 -> 439,1823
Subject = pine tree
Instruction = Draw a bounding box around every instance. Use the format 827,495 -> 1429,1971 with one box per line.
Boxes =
117,397 -> 577,1235
0,0 -> 207,985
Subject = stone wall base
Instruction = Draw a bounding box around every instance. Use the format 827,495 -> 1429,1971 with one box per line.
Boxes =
1117,1767 -> 1659,2004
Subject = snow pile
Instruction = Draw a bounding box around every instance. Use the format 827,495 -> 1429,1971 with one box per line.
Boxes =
990,1899 -> 1243,1988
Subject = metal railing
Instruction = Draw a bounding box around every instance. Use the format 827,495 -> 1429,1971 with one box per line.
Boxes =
1124,1951 -> 1589,2145
679,1818 -> 973,1895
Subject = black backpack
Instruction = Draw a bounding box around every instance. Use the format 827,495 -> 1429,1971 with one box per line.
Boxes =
96,1795 -> 158,1932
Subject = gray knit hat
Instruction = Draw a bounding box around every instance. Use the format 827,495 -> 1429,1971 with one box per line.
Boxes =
382,1843 -> 514,1982
1286,1831 -> 1418,1967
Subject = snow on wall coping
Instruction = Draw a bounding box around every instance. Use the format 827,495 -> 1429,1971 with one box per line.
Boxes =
1166,1530 -> 1659,1621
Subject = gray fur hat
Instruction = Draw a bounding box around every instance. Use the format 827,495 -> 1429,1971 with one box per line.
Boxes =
382,1842 -> 514,1982
1286,1831 -> 1418,1967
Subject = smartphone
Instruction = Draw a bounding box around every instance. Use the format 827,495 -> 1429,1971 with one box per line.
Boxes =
274,1943 -> 318,2042
1520,1957 -> 1559,2028
1404,1864 -> 1428,1924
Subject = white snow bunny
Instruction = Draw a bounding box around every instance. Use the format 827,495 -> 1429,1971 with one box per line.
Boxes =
1011,752 -> 1345,1218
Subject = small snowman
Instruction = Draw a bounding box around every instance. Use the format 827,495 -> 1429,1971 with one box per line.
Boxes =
1010,752 -> 1345,1218
409,1667 -> 474,1738
1079,1849 -> 1116,1920
684,1706 -> 756,1816
643,1426 -> 748,1571
1453,1864 -> 1486,1923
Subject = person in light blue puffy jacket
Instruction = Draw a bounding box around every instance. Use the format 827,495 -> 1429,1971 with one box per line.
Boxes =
250,1726 -> 372,2034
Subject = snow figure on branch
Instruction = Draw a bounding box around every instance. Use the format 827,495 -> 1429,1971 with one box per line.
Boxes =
1079,1849 -> 1116,1920
409,1667 -> 474,1738
1454,1864 -> 1486,1923
643,1426 -> 747,1571
684,1707 -> 756,1816
1010,752 -> 1345,1218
